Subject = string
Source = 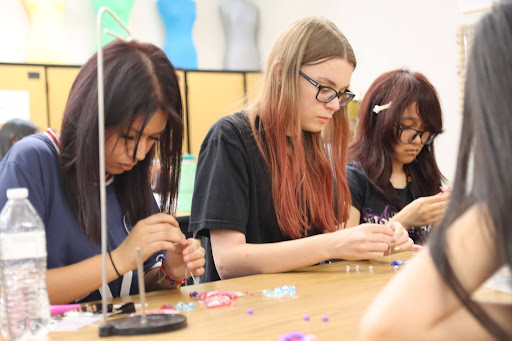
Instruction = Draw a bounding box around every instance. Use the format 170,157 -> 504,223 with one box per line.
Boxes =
183,230 -> 200,293
388,241 -> 393,263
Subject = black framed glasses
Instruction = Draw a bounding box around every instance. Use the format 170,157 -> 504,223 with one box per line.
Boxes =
299,71 -> 355,107
397,126 -> 436,145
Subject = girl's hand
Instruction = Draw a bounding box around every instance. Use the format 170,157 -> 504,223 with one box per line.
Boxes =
398,191 -> 450,228
330,224 -> 395,260
113,213 -> 186,274
166,238 -> 206,280
386,222 -> 414,254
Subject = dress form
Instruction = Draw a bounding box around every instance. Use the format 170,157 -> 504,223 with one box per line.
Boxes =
220,0 -> 260,71
23,0 -> 68,63
157,0 -> 198,69
90,0 -> 135,47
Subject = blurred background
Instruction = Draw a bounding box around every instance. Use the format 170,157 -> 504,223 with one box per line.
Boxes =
0,0 -> 494,184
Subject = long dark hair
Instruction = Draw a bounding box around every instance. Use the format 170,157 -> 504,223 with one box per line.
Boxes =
0,119 -> 39,160
430,2 -> 512,339
348,69 -> 444,209
59,40 -> 183,243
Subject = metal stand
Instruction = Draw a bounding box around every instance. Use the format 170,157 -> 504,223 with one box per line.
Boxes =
98,248 -> 187,337
96,9 -> 188,337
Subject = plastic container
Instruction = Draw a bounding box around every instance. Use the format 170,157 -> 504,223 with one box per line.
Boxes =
0,188 -> 50,340
177,154 -> 196,213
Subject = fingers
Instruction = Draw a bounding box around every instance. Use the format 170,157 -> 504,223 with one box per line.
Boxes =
142,213 -> 180,228
182,239 -> 202,256
411,244 -> 424,252
364,251 -> 386,259
387,221 -> 403,233
185,256 -> 206,273
360,223 -> 394,237
189,267 -> 205,276
440,186 -> 452,194
392,237 -> 414,253
421,194 -> 448,204
150,229 -> 186,246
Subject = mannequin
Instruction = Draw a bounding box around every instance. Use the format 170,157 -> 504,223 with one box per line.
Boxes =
220,0 -> 260,71
157,0 -> 198,70
23,0 -> 68,63
90,0 -> 135,47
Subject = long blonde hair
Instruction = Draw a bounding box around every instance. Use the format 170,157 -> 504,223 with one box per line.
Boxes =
249,17 -> 356,239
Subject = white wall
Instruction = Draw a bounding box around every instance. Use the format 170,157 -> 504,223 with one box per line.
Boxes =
0,0 -> 491,184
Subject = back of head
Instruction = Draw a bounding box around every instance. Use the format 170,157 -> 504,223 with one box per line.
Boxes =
349,68 -> 444,207
430,2 -> 512,339
60,39 -> 183,243
0,119 -> 39,160
249,17 -> 357,238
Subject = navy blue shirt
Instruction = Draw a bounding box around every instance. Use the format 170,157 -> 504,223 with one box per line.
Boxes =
0,132 -> 159,303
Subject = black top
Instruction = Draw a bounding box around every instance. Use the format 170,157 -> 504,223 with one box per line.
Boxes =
346,161 -> 430,245
189,112 -> 322,282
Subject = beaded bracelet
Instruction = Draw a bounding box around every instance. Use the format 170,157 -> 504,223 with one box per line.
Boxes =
156,254 -> 186,286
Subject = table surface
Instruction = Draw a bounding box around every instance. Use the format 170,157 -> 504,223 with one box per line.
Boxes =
18,252 -> 512,340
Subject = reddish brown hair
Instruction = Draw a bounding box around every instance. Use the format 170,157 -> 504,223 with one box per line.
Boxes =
349,69 -> 444,208
249,17 -> 356,239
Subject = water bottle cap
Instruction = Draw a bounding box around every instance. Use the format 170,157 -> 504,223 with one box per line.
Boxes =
6,188 -> 29,200
182,154 -> 195,160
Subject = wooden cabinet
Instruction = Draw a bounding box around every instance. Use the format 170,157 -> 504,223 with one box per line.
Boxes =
186,71 -> 245,157
46,66 -> 80,132
1,64 -> 260,156
0,64 -> 48,129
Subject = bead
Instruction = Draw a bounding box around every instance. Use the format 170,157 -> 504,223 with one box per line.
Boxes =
346,265 -> 350,272
203,295 -> 233,308
277,331 -> 318,341
189,293 -> 194,297
175,301 -> 195,312
393,265 -> 399,270
262,285 -> 296,298
355,265 -> 360,271
247,309 -> 254,315
369,265 -> 374,272
192,291 -> 198,297
198,290 -> 242,300
303,315 -> 310,321
321,315 -> 329,322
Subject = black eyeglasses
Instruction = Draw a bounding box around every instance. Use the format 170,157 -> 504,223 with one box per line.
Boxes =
299,71 -> 355,107
397,126 -> 436,145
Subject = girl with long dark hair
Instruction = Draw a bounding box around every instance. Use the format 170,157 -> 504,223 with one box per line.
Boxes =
0,40 -> 205,304
346,69 -> 449,245
361,2 -> 512,339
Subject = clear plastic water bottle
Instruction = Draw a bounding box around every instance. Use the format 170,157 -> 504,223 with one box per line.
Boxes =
0,188 -> 50,340
177,154 -> 196,213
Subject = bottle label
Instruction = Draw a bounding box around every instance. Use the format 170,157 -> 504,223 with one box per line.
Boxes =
0,231 -> 47,260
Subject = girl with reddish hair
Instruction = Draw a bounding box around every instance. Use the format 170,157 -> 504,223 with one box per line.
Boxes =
346,69 -> 449,245
189,17 -> 413,282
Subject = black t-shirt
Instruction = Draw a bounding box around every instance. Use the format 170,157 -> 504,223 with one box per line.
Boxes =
346,161 -> 430,245
189,112 -> 322,282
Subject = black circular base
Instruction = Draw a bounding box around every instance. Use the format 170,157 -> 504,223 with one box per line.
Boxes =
99,314 -> 187,337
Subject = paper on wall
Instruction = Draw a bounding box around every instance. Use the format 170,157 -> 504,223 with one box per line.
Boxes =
0,90 -> 30,123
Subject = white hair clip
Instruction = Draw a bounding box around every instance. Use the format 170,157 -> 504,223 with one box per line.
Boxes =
373,102 -> 392,114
